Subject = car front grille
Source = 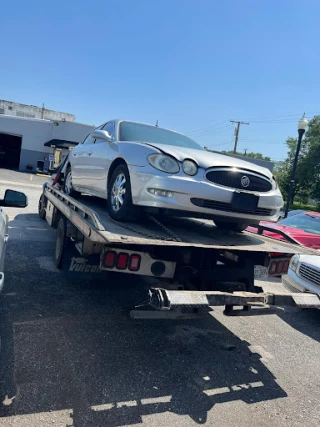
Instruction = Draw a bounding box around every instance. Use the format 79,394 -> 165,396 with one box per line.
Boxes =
190,198 -> 275,216
299,263 -> 320,287
206,169 -> 272,192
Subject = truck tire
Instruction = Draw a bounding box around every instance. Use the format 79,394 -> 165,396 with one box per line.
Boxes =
64,166 -> 81,198
38,194 -> 46,219
54,217 -> 71,268
107,164 -> 139,221
214,219 -> 249,232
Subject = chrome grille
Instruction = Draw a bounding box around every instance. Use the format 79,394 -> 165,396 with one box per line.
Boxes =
206,168 -> 272,192
190,198 -> 275,216
299,263 -> 320,287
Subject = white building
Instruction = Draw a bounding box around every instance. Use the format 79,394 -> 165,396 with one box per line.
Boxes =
0,99 -> 75,122
0,115 -> 94,172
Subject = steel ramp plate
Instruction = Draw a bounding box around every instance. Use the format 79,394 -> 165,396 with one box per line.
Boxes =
166,292 -> 209,308
291,293 -> 320,308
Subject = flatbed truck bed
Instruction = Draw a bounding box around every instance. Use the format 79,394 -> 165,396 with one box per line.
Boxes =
40,184 -> 320,317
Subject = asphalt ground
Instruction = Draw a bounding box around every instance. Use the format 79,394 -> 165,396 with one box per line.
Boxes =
0,171 -> 319,427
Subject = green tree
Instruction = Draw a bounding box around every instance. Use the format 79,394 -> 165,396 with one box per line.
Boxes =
222,150 -> 271,161
275,115 -> 320,203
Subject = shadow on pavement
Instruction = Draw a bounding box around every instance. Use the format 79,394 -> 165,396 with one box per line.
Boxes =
0,240 -> 287,426
278,308 -> 320,344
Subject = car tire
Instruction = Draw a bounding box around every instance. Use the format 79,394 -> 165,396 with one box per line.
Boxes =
64,166 -> 81,198
107,164 -> 139,221
214,219 -> 249,232
38,194 -> 46,219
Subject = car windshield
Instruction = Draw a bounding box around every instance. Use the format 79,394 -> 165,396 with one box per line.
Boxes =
119,121 -> 203,150
278,213 -> 320,235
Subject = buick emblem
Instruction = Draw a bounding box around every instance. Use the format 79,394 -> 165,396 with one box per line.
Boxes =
241,176 -> 250,188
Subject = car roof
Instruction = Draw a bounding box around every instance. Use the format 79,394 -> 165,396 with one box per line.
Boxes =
101,119 -> 184,136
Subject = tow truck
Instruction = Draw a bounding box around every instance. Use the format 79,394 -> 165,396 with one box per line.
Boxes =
38,161 -> 320,319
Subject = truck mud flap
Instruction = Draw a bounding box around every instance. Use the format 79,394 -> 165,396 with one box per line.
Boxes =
59,243 -> 108,280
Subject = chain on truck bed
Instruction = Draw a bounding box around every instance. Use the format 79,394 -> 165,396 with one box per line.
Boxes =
107,213 -> 183,242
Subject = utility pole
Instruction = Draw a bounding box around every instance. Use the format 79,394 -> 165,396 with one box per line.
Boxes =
230,120 -> 249,153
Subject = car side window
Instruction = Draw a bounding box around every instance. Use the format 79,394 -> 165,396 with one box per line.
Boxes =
102,122 -> 114,141
81,134 -> 95,145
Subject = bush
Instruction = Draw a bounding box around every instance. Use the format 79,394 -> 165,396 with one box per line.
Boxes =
290,202 -> 318,212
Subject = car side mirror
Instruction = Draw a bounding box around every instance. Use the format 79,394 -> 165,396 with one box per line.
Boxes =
2,190 -> 28,208
90,129 -> 112,142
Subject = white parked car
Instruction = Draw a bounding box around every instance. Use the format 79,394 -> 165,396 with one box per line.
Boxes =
0,189 -> 28,292
283,254 -> 320,294
64,120 -> 283,231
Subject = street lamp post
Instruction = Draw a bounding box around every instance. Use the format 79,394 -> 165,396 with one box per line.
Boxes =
284,114 -> 309,218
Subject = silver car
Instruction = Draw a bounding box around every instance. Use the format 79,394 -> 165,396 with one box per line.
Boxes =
0,189 -> 27,292
283,254 -> 320,295
64,120 -> 283,231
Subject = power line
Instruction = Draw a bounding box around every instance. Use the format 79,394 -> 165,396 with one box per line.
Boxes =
189,124 -> 232,137
241,111 -> 320,121
191,125 -> 234,139
187,120 -> 229,135
185,111 -> 320,137
230,120 -> 249,153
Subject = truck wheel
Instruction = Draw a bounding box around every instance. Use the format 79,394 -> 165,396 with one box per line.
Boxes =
214,219 -> 249,232
64,166 -> 81,198
54,218 -> 69,268
107,164 -> 139,221
38,194 -> 46,219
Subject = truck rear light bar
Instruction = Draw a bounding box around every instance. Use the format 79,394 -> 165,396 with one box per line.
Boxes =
104,251 -> 117,268
102,251 -> 142,271
116,253 -> 129,270
100,248 -> 175,279
268,258 -> 290,276
129,254 -> 141,272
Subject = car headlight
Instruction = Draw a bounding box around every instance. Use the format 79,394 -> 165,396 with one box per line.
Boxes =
148,154 -> 179,174
289,254 -> 300,272
182,159 -> 198,176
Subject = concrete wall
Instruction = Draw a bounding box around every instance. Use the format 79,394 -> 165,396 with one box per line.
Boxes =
0,115 -> 94,171
0,99 -> 75,122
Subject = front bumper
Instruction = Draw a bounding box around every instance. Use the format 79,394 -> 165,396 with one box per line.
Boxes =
282,268 -> 320,294
129,165 -> 283,222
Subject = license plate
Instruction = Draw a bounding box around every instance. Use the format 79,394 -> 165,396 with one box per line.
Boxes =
254,265 -> 268,280
231,192 -> 259,212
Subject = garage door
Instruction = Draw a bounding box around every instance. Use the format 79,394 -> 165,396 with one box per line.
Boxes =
0,133 -> 22,169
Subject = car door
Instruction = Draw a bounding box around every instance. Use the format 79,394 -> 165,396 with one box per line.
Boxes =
0,208 -> 8,292
71,133 -> 97,190
84,122 -> 115,196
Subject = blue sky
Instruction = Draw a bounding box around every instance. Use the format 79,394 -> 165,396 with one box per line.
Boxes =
1,0 -> 320,161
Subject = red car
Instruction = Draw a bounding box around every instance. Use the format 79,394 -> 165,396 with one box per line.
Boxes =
247,211 -> 320,250
247,211 -> 320,276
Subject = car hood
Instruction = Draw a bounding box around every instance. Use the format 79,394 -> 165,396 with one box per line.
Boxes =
299,254 -> 320,267
143,142 -> 273,178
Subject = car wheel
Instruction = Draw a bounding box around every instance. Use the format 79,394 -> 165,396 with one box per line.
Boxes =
64,166 -> 80,198
107,164 -> 139,221
214,219 -> 249,232
38,194 -> 46,219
